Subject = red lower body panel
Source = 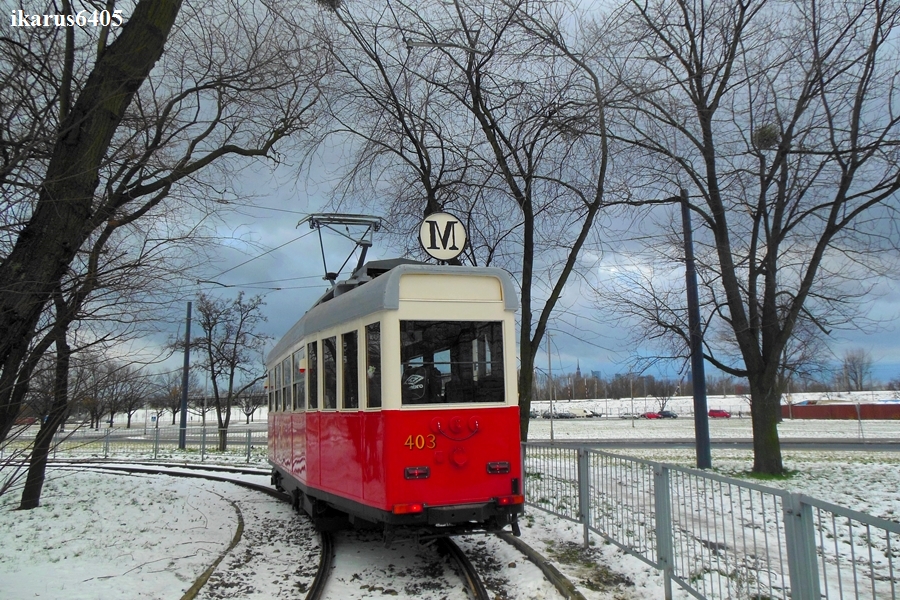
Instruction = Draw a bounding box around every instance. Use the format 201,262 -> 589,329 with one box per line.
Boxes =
268,406 -> 522,526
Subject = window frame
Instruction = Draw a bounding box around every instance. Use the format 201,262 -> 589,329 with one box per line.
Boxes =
307,340 -> 319,410
322,336 -> 337,410
342,330 -> 359,410
365,322 -> 382,409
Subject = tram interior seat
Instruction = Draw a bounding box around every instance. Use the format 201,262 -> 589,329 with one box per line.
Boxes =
475,375 -> 504,402
444,378 -> 475,404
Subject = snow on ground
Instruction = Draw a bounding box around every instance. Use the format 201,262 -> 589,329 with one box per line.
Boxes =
1,417 -> 898,599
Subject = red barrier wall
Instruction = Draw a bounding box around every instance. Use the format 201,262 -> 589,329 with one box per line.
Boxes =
781,403 -> 900,420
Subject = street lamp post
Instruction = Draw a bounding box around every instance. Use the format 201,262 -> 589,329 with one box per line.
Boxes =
547,332 -> 554,442
681,189 -> 711,469
178,301 -> 191,450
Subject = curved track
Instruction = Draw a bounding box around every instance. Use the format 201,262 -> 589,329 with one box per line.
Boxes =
436,537 -> 491,600
50,462 -> 549,600
50,462 -> 330,600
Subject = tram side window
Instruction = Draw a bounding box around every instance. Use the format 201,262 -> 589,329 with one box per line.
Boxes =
307,341 -> 318,409
366,323 -> 381,408
292,348 -> 306,410
267,370 -> 274,411
274,364 -> 282,411
281,357 -> 291,411
342,331 -> 359,409
323,336 -> 337,409
400,321 -> 505,404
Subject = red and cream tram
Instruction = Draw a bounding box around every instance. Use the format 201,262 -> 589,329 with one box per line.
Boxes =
267,259 -> 524,534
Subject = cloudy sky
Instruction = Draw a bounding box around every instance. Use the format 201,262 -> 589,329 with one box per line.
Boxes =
138,0 -> 900,390
144,145 -> 900,389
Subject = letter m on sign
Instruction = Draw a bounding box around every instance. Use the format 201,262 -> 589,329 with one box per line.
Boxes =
425,219 -> 459,250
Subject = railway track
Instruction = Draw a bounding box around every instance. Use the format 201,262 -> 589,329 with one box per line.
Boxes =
50,461 -> 582,600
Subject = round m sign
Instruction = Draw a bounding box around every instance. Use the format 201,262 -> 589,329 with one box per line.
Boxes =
418,212 -> 467,261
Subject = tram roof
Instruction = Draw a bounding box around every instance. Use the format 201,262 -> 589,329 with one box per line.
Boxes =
267,262 -> 517,363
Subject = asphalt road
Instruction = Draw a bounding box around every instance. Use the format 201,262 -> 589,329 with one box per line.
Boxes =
547,438 -> 900,451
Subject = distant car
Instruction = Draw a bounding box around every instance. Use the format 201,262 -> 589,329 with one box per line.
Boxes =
541,410 -> 573,419
640,412 -> 661,419
619,412 -> 635,419
529,410 -> 539,419
708,409 -> 731,418
659,410 -> 678,419
590,410 -> 604,418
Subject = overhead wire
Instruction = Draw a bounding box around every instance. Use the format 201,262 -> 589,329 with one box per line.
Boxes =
204,229 -> 315,281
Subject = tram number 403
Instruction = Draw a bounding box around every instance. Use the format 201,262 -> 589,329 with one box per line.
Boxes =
404,434 -> 436,450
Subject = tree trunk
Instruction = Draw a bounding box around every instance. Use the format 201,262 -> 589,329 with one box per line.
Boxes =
0,0 -> 182,443
0,346 -> 30,442
749,376 -> 784,475
19,333 -> 70,509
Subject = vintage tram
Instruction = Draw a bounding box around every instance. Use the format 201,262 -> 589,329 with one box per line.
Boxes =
267,259 -> 524,534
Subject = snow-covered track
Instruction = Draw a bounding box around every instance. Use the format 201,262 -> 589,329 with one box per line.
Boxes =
48,461 -> 584,599
495,532 -> 587,600
49,458 -> 268,477
49,461 -> 331,600
303,530 -> 334,600
437,537 -> 491,600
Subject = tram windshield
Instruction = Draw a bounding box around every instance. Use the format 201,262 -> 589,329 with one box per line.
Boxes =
400,321 -> 504,404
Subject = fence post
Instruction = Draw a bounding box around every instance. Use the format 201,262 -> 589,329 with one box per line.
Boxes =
104,429 -> 110,459
246,430 -> 252,463
577,448 -> 591,549
653,464 -> 674,600
783,493 -> 821,600
201,428 -> 206,462
153,427 -> 159,460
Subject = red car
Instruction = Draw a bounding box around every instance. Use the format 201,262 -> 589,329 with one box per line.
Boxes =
708,409 -> 731,418
640,412 -> 661,419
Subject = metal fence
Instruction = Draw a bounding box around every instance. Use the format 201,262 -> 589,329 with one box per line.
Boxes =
2,425 -> 268,463
523,442 -> 900,599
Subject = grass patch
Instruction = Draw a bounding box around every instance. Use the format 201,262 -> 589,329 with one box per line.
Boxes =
543,539 -> 633,591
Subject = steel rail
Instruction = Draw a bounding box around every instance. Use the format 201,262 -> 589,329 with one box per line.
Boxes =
495,532 -> 587,600
303,531 -> 334,600
51,462 -> 331,600
437,537 -> 491,600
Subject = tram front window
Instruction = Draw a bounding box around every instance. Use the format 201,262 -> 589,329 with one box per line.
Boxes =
400,321 -> 504,404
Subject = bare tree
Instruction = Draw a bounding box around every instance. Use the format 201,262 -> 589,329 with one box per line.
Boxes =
653,384 -> 677,413
888,376 -> 900,392
593,0 -> 900,474
0,0 -> 325,444
192,292 -> 268,450
239,382 -> 266,424
116,366 -> 152,429
189,393 -> 216,427
842,348 -> 873,392
316,0 -> 619,438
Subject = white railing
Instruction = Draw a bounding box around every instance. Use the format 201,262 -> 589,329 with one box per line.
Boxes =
523,442 -> 899,599
31,425 -> 268,462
